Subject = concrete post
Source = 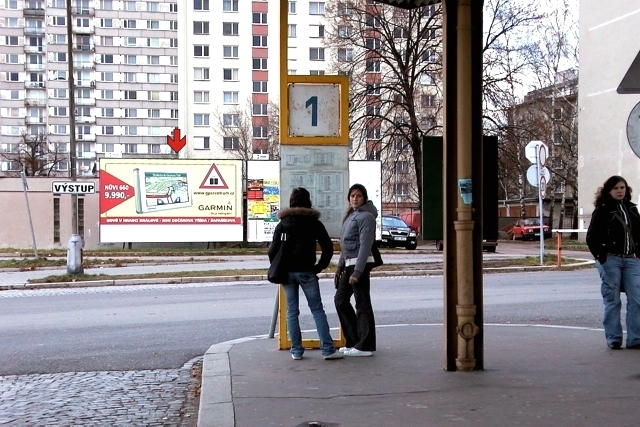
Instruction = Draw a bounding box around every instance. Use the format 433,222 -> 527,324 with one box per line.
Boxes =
66,234 -> 84,275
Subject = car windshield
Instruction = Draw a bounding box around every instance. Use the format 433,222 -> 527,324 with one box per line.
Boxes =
522,219 -> 540,226
383,217 -> 408,228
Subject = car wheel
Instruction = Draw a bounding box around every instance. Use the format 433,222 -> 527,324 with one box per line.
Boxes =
520,232 -> 526,241
406,242 -> 417,250
437,241 -> 443,251
485,246 -> 496,253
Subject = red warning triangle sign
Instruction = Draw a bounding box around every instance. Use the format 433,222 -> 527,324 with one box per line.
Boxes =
199,163 -> 229,189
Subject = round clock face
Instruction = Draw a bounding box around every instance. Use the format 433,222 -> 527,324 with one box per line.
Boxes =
627,101 -> 640,158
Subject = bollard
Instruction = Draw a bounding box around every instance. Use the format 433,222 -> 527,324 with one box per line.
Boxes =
556,232 -> 562,267
67,234 -> 84,275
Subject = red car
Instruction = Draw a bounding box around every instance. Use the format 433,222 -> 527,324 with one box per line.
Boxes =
511,218 -> 552,241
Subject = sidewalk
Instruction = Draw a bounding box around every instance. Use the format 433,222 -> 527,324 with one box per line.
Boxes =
199,324 -> 640,427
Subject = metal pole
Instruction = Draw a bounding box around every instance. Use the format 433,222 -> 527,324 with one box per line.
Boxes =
66,0 -> 78,235
20,168 -> 38,258
536,145 -> 544,265
268,291 -> 279,338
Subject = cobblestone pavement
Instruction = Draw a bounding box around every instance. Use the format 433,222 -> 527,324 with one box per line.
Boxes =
0,357 -> 202,426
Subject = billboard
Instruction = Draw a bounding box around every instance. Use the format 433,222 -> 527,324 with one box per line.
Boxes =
99,159 -> 242,243
247,160 -> 281,242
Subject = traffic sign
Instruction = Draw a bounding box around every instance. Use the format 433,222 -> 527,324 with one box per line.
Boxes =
525,140 -> 548,164
51,181 -> 96,194
282,75 -> 349,145
526,165 -> 551,187
539,175 -> 547,198
538,144 -> 547,168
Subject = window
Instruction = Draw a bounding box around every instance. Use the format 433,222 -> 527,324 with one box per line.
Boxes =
9,90 -> 19,99
395,182 -> 410,196
366,14 -> 382,29
253,81 -> 267,93
148,91 -> 160,100
194,91 -> 209,103
101,36 -> 113,46
53,107 -> 67,116
124,72 -> 136,82
253,126 -> 267,138
102,108 -> 114,117
223,91 -> 239,104
222,114 -> 239,127
125,55 -> 137,65
289,1 -> 296,14
309,2 -> 325,15
103,126 -> 114,135
366,83 -> 381,95
170,21 -> 178,30
101,90 -> 113,99
147,73 -> 160,83
53,16 -> 66,26
223,68 -> 239,81
338,26 -> 352,38
170,38 -> 178,47
7,18 -> 18,28
194,21 -> 209,34
252,36 -> 267,47
194,113 -> 210,126
421,94 -> 437,107
194,45 -> 209,57
194,0 -> 209,11
252,12 -> 267,24
124,19 -> 136,29
223,45 -> 239,58
337,49 -> 353,62
53,35 -> 66,45
148,55 -> 160,65
288,25 -> 296,37
147,2 -> 159,12
53,125 -> 67,135
194,67 -> 210,80
170,56 -> 178,65
170,3 -> 177,12
148,109 -> 160,118
310,70 -> 325,75
309,25 -> 324,38
194,136 -> 210,150
125,126 -> 138,136
423,4 -> 436,17
6,0 -> 18,9
6,72 -> 19,81
123,144 -> 137,154
222,0 -> 238,11
252,58 -> 268,70
366,38 -> 381,50
55,71 -> 67,80
5,36 -> 19,46
101,19 -> 113,27
309,48 -> 325,61
366,105 -> 381,115
367,126 -> 381,140
171,109 -> 178,118
223,137 -> 239,150
124,1 -> 136,10
54,88 -> 67,98
253,103 -> 268,115
223,22 -> 239,35
150,144 -> 162,154
420,73 -> 435,85
124,90 -> 137,100
101,0 -> 113,10
422,50 -> 437,63
427,28 -> 437,40
171,91 -> 178,101
366,60 -> 380,72
337,2 -> 352,15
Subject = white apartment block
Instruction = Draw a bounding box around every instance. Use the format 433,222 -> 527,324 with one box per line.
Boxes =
0,0 -> 179,176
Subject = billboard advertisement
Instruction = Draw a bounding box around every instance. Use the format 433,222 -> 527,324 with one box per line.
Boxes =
99,159 -> 243,243
247,160 -> 280,242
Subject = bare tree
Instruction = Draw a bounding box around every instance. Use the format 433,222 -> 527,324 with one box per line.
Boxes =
0,132 -> 68,177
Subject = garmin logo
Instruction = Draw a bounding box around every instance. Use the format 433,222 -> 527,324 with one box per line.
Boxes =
198,205 -> 233,211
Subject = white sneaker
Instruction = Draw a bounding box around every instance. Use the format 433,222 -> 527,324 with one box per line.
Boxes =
338,347 -> 352,354
342,348 -> 373,357
291,354 -> 302,360
323,351 -> 344,360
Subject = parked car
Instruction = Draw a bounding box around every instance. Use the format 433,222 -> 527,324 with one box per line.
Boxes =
380,215 -> 418,250
511,218 -> 552,241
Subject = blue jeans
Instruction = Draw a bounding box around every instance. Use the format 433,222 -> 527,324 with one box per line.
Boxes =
596,256 -> 640,347
282,272 -> 336,357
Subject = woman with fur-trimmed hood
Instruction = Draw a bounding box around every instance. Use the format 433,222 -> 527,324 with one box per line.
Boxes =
268,187 -> 343,361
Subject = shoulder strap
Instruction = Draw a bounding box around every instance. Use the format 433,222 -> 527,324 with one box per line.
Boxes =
613,211 -> 635,251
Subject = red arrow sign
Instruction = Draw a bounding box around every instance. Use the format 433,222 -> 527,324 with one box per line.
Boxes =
167,128 -> 186,153
99,170 -> 136,214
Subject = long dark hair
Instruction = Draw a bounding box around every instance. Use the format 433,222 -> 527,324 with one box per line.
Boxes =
594,175 -> 632,206
343,183 -> 368,223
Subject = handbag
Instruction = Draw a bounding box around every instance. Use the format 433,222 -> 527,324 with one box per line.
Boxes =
268,232 -> 288,284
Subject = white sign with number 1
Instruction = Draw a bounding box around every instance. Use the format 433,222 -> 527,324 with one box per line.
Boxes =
288,83 -> 341,137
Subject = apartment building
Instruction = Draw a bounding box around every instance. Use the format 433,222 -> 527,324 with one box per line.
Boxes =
0,0 -> 179,176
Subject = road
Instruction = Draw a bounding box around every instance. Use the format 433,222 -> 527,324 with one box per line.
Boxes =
0,250 -> 602,425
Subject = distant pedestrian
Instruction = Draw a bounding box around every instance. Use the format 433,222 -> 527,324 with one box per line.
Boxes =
334,183 -> 378,357
586,175 -> 640,349
268,187 -> 343,360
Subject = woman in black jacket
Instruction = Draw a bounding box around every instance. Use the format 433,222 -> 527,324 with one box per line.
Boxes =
268,187 -> 343,360
586,175 -> 640,349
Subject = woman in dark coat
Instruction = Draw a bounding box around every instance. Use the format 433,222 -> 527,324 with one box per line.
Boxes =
586,175 -> 640,349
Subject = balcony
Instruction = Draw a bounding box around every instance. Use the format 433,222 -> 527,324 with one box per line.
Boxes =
25,116 -> 46,124
24,27 -> 45,36
73,61 -> 94,69
24,45 -> 44,53
23,8 -> 45,17
74,44 -> 94,52
25,63 -> 45,71
75,98 -> 95,106
25,81 -> 46,89
72,26 -> 94,35
76,134 -> 96,142
72,7 -> 94,16
74,80 -> 94,88
25,98 -> 46,106
75,116 -> 96,123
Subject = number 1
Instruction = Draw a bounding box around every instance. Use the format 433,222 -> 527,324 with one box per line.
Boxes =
305,96 -> 318,126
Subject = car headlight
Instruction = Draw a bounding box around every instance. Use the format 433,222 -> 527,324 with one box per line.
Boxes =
382,231 -> 390,236
409,231 -> 416,237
